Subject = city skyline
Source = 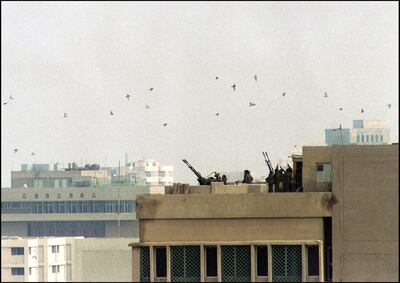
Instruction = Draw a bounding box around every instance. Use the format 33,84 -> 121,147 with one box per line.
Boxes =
2,2 -> 398,187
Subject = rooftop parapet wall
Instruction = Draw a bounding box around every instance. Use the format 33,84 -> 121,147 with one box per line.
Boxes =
136,192 -> 333,220
165,183 -> 267,194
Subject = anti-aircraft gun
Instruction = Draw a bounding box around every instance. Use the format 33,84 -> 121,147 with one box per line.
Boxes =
262,152 -> 274,174
182,159 -> 221,185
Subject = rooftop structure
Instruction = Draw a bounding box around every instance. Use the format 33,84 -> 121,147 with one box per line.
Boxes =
12,163 -> 108,188
130,144 -> 398,282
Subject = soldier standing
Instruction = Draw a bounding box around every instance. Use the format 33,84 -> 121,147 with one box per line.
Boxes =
221,175 -> 227,185
274,167 -> 281,192
266,172 -> 274,192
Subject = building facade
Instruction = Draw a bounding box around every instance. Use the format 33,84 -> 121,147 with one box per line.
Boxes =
125,159 -> 173,186
325,119 -> 390,145
1,186 -> 164,238
1,236 -> 137,282
130,144 -> 398,282
12,163 -> 108,189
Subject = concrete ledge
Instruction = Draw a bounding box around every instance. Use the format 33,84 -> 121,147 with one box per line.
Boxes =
136,192 -> 333,219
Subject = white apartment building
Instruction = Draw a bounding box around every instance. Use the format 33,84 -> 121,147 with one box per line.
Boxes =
1,236 -> 137,282
349,119 -> 390,144
325,119 -> 390,145
126,159 -> 173,186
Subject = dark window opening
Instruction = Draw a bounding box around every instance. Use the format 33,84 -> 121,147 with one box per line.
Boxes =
256,246 -> 268,276
155,247 -> 166,278
206,246 -> 218,277
11,268 -> 25,276
323,217 -> 332,282
317,164 -> 324,171
11,247 -> 24,255
307,246 -> 319,276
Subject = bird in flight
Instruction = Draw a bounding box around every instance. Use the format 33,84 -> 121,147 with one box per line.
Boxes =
149,88 -> 154,91
249,102 -> 256,107
110,111 -> 114,115
10,95 -> 14,99
145,104 -> 150,109
361,109 -> 364,113
126,94 -> 130,100
215,113 -> 220,116
282,92 -> 286,97
63,113 -> 67,118
215,76 -> 219,80
254,75 -> 257,81
339,108 -> 343,111
31,152 -> 36,156
163,123 -> 168,127
324,92 -> 328,98
387,104 -> 391,109
231,84 -> 236,91
14,149 -> 18,153
3,101 -> 7,105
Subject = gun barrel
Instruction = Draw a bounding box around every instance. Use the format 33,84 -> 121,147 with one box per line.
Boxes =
182,159 -> 203,179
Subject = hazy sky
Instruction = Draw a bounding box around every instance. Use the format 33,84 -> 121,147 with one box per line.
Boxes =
2,1 -> 398,187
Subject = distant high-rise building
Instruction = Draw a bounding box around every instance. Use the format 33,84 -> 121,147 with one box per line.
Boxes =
325,119 -> 390,145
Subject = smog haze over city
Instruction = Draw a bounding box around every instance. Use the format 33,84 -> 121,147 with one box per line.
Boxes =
2,1 -> 398,187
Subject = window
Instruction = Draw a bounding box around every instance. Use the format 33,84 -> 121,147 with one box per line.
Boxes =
35,194 -> 38,199
361,135 -> 364,143
205,246 -> 218,277
69,193 -> 73,198
380,135 -> 383,142
92,193 -> 96,198
145,172 -> 151,177
52,265 -> 60,273
375,134 -> 379,142
316,163 -> 331,182
29,267 -> 32,275
356,135 -> 360,143
256,246 -> 268,276
11,247 -> 24,255
51,245 -> 60,253
23,194 -> 27,199
57,194 -> 61,199
46,194 -> 49,199
11,268 -> 25,276
307,245 -> 319,276
155,247 -> 167,278
366,135 -> 369,143
371,135 -> 374,143
80,193 -> 84,199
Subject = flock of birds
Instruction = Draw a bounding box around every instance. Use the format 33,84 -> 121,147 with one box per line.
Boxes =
3,74 -> 394,157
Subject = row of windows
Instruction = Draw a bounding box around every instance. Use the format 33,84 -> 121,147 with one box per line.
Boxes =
28,221 -> 106,237
1,200 -> 134,214
357,134 -> 383,143
22,192 -> 96,199
140,245 -> 319,281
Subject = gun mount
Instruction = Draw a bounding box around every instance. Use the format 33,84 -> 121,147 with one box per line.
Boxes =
182,159 -> 221,185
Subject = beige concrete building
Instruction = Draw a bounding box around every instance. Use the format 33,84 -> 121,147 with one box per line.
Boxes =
1,186 -> 164,238
130,144 -> 398,282
1,236 -> 137,282
12,164 -> 109,188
